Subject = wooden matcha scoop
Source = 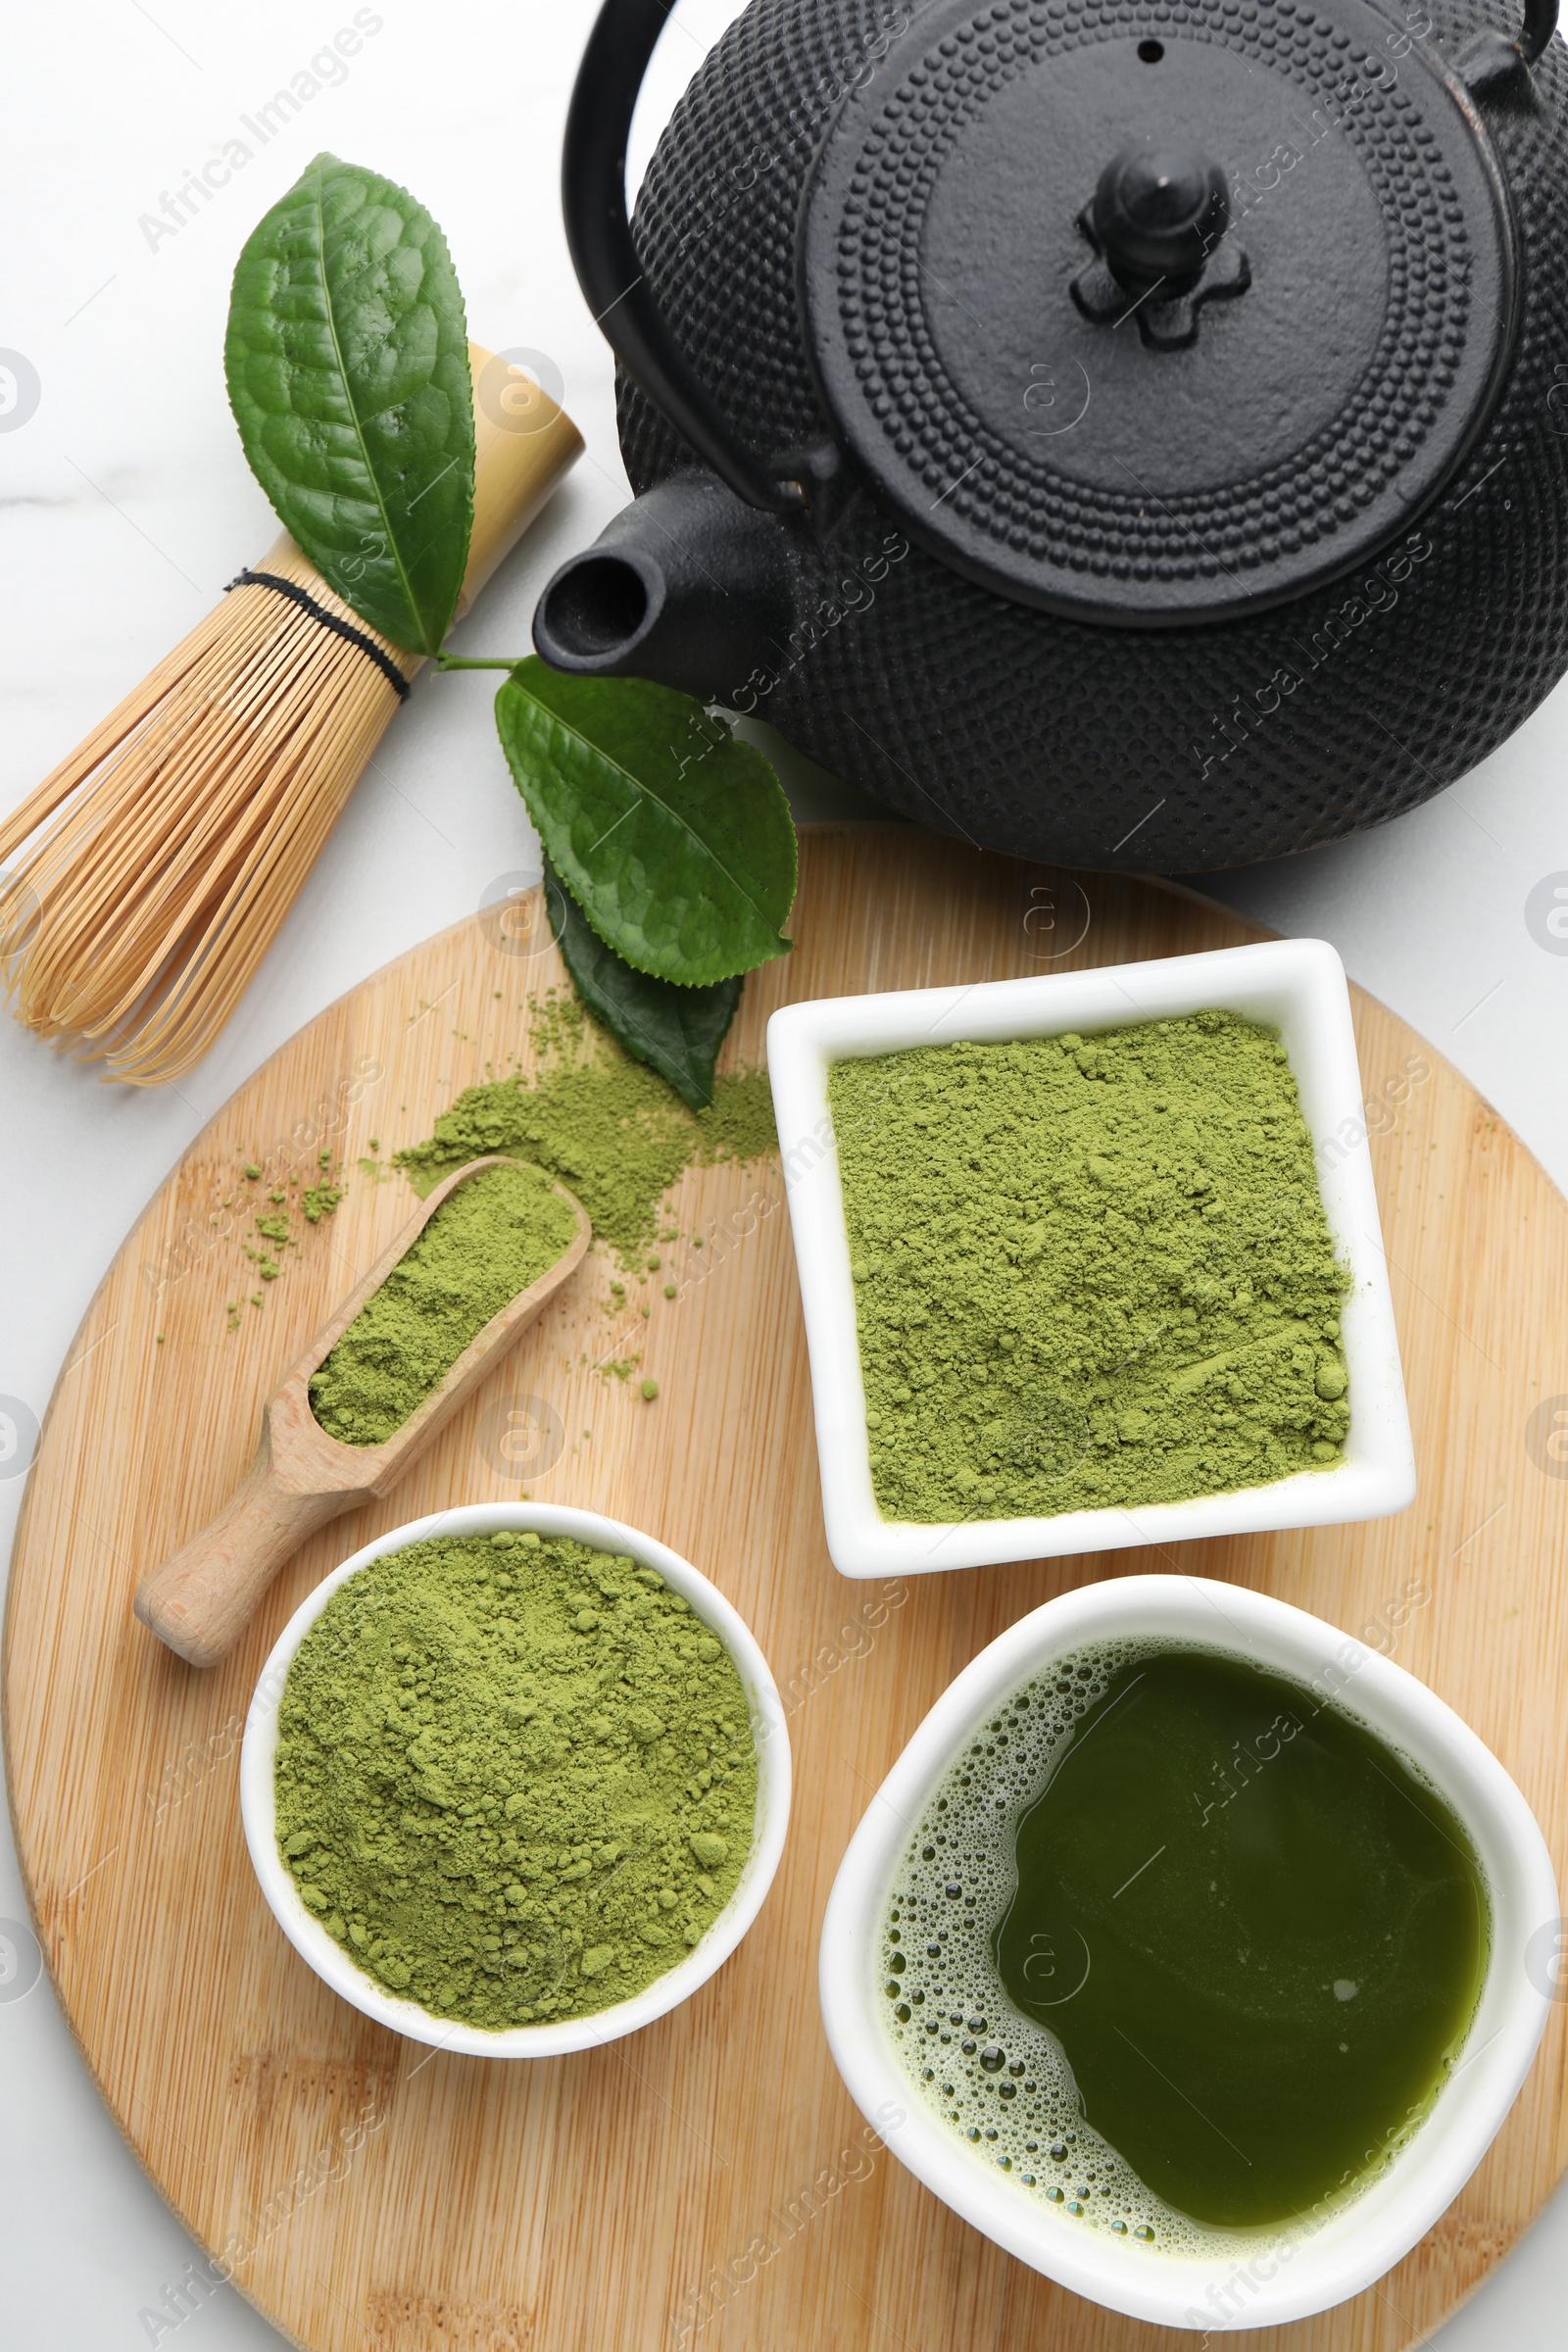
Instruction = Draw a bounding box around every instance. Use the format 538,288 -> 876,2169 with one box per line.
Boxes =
134,1155 -> 590,1668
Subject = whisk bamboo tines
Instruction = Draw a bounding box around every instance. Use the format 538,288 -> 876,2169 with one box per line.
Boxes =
0,345 -> 581,1084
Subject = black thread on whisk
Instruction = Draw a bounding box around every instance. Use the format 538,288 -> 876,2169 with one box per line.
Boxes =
223,568 -> 413,700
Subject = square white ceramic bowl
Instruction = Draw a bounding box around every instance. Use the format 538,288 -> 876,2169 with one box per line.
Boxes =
240,1500 -> 791,2057
766,937 -> 1415,1577
819,1574 -> 1558,2328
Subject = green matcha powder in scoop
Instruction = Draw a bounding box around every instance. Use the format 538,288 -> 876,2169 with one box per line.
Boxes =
309,1160 -> 579,1446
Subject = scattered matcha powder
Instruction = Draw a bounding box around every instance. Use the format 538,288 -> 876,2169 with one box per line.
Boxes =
302,1177 -> 347,1224
830,1010 -> 1351,1522
397,991 -> 775,1265
224,1155 -> 347,1332
302,1147 -> 347,1224
274,1530 -> 759,2028
310,1161 -> 579,1446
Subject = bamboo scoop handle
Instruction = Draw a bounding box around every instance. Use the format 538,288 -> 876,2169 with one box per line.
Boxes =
133,1156 -> 591,1670
134,1449 -> 354,1670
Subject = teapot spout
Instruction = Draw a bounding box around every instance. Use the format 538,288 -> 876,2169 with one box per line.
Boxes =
532,473 -> 796,703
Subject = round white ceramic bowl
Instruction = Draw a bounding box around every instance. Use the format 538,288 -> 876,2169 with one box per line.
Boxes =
241,1500 -> 792,2057
819,1574 -> 1557,2329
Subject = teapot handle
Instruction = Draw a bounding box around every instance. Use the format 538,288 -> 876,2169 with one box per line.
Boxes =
1461,0 -> 1557,87
1519,0 -> 1558,59
562,0 -> 808,515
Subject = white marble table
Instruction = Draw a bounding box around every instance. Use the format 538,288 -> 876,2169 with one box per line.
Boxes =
3,1 -> 1568,2342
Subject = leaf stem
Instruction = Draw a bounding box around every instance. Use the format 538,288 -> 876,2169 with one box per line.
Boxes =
432,654 -> 525,670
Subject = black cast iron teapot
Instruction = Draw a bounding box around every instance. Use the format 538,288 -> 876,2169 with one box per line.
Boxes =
535,0 -> 1568,870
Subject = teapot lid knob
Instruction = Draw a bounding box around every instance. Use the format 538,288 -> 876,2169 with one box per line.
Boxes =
1091,143 -> 1227,288
800,0 -> 1520,626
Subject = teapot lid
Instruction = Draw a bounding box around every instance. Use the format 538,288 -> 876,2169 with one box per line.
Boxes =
800,0 -> 1518,623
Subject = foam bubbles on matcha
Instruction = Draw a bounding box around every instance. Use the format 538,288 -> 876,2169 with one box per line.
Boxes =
881,1639 -> 1209,2251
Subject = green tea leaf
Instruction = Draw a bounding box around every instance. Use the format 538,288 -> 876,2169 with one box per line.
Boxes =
495,661 -> 796,988
546,858 -> 742,1110
224,152 -> 473,655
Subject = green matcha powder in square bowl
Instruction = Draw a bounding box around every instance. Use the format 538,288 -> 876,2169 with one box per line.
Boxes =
767,940 -> 1415,1578
240,1503 -> 791,2055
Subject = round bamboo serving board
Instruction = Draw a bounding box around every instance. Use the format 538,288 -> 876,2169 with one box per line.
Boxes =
7,828 -> 1568,2352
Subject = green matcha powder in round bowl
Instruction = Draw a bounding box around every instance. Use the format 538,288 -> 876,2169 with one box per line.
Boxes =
270,1527 -> 764,2034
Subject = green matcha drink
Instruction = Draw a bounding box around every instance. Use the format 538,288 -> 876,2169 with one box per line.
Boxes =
274,1531 -> 759,2029
828,1011 -> 1349,1522
880,1642 -> 1490,2241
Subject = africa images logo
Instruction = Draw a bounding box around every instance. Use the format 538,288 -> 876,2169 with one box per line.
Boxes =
1525,871 -> 1568,956
136,12 -> 384,253
0,351 -> 41,433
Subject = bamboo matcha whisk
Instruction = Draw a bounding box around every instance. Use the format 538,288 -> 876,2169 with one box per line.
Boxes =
0,345 -> 580,1084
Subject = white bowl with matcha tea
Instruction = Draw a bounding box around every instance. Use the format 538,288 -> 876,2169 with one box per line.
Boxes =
240,1501 -> 791,2056
767,937 -> 1415,1576
819,1574 -> 1558,2328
